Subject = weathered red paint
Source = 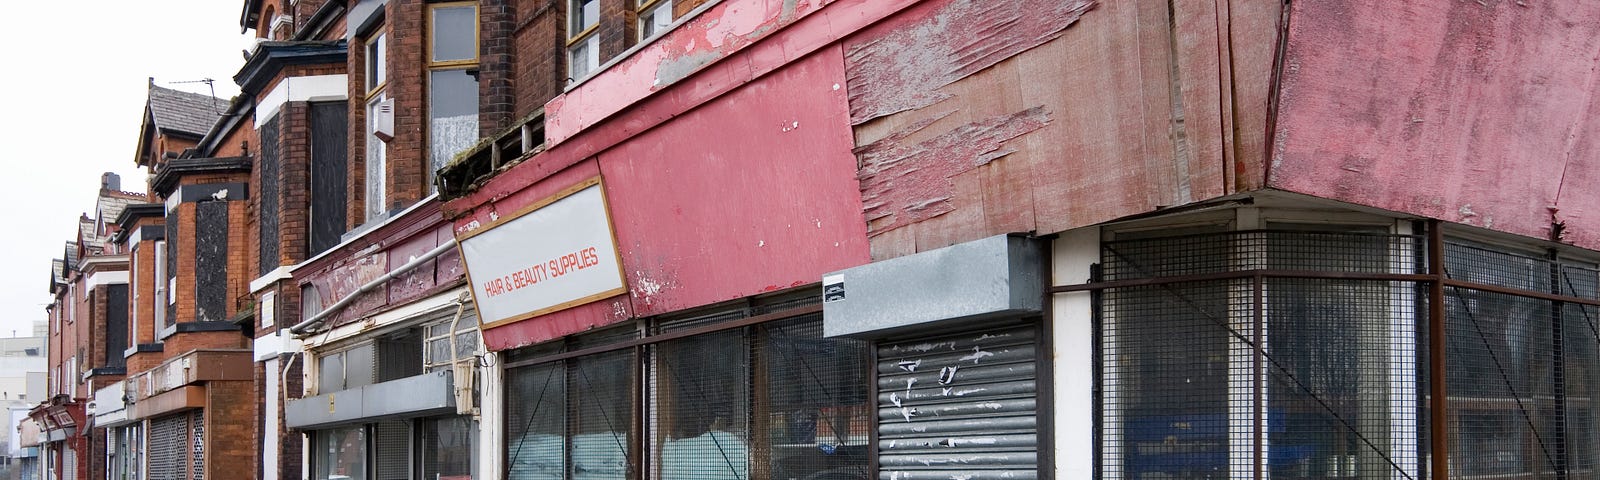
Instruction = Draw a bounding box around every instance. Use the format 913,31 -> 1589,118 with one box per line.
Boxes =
843,0 -> 1095,125
856,106 -> 1052,234
294,202 -> 464,328
1270,0 -> 1600,248
516,0 -> 916,178
473,47 -> 868,351
842,0 -> 1278,257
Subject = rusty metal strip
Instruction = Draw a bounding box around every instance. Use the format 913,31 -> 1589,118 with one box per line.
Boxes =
1428,221 -> 1450,480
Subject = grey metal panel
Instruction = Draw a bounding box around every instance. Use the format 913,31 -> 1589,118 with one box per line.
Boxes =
876,324 -> 1038,480
286,370 -> 455,429
824,234 -> 1043,339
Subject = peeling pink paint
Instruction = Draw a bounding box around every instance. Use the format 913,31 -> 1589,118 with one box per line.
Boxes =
856,107 -> 1051,235
1270,0 -> 1600,248
541,0 -> 917,148
844,0 -> 1094,124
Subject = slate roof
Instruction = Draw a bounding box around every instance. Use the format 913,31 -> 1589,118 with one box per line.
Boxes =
62,242 -> 78,278
148,85 -> 224,138
92,191 -> 146,250
49,259 -> 64,292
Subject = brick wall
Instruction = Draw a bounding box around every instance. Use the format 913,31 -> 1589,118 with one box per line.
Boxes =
481,0 -> 515,134
389,0 -> 429,211
162,331 -> 246,358
281,102 -> 312,266
598,0 -> 635,60
205,380 -> 260,480
346,32 -> 371,231
513,0 -> 564,119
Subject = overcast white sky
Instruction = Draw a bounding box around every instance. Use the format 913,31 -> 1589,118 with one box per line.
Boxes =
0,1 -> 251,338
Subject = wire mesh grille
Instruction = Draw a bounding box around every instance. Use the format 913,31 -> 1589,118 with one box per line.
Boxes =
421,416 -> 475,479
650,327 -> 749,479
569,348 -> 636,480
757,315 -> 870,480
507,361 -> 567,480
1100,230 -> 1425,480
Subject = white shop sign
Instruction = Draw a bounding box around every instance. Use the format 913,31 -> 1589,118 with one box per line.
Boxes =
461,178 -> 627,328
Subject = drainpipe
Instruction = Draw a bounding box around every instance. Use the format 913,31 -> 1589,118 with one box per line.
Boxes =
288,238 -> 459,336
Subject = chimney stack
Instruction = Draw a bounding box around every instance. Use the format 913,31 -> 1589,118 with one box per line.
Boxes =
101,172 -> 120,192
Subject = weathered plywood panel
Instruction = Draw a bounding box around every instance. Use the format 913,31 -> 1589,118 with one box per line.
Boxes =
1270,0 -> 1600,248
848,0 -> 1279,256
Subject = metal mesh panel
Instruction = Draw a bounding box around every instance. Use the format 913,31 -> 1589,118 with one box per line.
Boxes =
1100,230 -> 1425,480
569,348 -> 636,480
649,328 -> 749,479
191,410 -> 204,480
1267,279 -> 1423,478
422,416 -> 475,479
1561,263 -> 1600,476
1444,242 -> 1566,479
374,421 -> 410,480
757,315 -> 870,480
507,360 -> 567,480
1102,281 -> 1236,479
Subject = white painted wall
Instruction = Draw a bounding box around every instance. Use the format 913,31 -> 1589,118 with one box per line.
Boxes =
1051,227 -> 1098,480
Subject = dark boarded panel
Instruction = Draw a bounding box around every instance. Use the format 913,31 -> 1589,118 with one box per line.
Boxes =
106,284 -> 129,369
167,209 -> 178,324
309,102 -> 348,256
259,117 -> 282,274
195,201 -> 229,322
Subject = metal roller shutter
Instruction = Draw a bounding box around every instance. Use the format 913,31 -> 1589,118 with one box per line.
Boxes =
876,324 -> 1039,480
148,414 -> 189,480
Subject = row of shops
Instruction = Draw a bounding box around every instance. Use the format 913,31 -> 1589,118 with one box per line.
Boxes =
23,0 -> 1600,479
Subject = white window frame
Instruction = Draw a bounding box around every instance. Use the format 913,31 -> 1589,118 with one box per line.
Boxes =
637,0 -> 673,40
567,0 -> 601,81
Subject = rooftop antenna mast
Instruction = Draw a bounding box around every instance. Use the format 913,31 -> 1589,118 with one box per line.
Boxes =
168,78 -> 222,114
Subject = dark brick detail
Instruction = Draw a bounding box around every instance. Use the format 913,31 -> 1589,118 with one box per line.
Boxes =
172,321 -> 243,334
310,102 -> 349,256
260,117 -> 283,275
480,0 -> 515,134
512,0 -> 565,119
195,201 -> 230,322
106,284 -> 128,369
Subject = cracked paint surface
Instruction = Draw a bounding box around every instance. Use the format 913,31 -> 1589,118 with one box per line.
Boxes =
855,107 -> 1051,235
844,0 -> 1095,125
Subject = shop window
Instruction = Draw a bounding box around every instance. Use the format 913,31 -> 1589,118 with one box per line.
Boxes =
313,426 -> 367,480
1099,228 -> 1422,479
428,2 -> 480,186
1091,219 -> 1600,480
505,306 -> 870,480
567,0 -> 600,80
421,416 -> 476,479
317,343 -> 376,394
425,316 -> 481,372
637,0 -> 673,40
1441,241 -> 1599,478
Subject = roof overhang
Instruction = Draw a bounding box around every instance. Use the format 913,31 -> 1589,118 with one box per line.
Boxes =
151,156 -> 253,197
234,41 -> 349,96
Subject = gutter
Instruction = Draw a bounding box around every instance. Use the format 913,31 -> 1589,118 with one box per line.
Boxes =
288,238 -> 459,335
